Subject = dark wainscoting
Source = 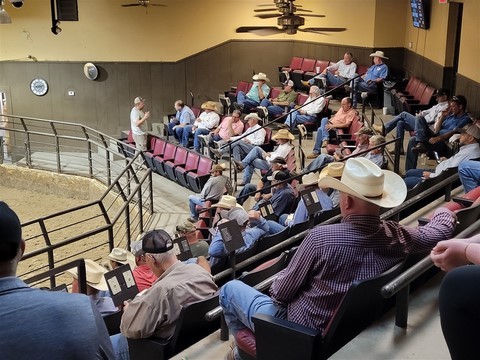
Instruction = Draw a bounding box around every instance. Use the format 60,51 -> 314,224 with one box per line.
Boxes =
456,74 -> 480,118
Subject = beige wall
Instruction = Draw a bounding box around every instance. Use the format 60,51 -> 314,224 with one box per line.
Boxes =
457,0 -> 480,82
0,0 -> 385,62
373,0 -> 407,47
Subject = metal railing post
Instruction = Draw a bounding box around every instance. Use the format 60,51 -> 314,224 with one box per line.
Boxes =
50,122 -> 61,173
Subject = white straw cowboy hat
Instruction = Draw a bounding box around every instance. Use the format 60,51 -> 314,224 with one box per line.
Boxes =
272,129 -> 295,141
369,50 -> 389,59
318,158 -> 406,208
302,172 -> 319,186
66,259 -> 109,291
201,101 -> 218,111
252,72 -> 270,82
107,248 -> 136,269
319,162 -> 345,180
211,195 -> 243,209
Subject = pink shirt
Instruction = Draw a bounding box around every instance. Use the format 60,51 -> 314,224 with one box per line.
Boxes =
132,264 -> 158,292
217,117 -> 244,140
330,108 -> 357,127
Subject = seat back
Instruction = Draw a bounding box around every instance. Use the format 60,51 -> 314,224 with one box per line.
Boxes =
288,220 -> 309,236
103,310 -> 123,336
297,93 -> 309,105
162,142 -> 177,160
238,251 -> 288,287
356,65 -> 370,76
152,138 -> 166,156
184,151 -> 200,172
300,58 -> 316,72
246,83 -> 254,93
321,261 -> 405,358
454,199 -> 480,235
289,56 -> 304,70
406,167 -> 457,200
196,156 -> 214,175
172,146 -> 188,165
411,81 -> 427,100
418,85 -> 434,105
316,60 -> 330,73
269,87 -> 282,99
191,106 -> 202,118
403,77 -> 416,93
236,81 -> 250,95
256,227 -> 290,254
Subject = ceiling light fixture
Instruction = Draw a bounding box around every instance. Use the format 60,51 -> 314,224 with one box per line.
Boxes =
0,0 -> 12,24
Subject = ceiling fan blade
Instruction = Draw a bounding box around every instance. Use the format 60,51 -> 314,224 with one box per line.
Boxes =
255,13 -> 282,19
297,28 -> 329,35
302,27 -> 346,32
300,14 -> 326,18
295,9 -> 313,13
121,4 -> 141,7
236,26 -> 284,36
149,4 -> 167,6
254,8 -> 279,12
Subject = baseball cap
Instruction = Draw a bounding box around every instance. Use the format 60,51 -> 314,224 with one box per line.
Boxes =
130,239 -> 144,257
134,97 -> 145,104
176,221 -> 196,233
284,80 -> 294,87
267,170 -> 289,181
433,88 -> 450,97
0,201 -> 22,261
460,124 -> 480,140
141,229 -> 174,254
451,95 -> 467,108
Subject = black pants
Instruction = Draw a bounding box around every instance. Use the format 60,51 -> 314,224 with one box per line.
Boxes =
439,265 -> 480,359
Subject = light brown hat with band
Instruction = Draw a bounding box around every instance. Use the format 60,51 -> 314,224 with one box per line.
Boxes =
272,129 -> 295,141
66,259 -> 109,291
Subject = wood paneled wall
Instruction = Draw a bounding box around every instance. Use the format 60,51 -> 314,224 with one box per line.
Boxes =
1,40 -> 478,137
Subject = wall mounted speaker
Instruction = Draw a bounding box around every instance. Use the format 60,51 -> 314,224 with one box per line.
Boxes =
57,0 -> 78,21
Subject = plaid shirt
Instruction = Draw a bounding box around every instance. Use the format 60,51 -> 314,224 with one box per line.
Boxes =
269,209 -> 456,332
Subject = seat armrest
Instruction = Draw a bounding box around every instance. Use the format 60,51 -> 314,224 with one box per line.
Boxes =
452,196 -> 474,207
252,313 -> 321,360
127,337 -> 169,360
417,217 -> 430,226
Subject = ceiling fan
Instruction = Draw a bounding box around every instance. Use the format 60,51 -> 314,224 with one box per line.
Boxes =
236,0 -> 346,36
121,0 -> 166,8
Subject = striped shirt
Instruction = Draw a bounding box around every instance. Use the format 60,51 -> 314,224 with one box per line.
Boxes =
269,209 -> 456,332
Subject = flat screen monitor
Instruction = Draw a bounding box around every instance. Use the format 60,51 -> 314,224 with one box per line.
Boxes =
410,0 -> 430,29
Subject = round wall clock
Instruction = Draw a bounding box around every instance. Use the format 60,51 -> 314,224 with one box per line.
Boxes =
30,78 -> 49,96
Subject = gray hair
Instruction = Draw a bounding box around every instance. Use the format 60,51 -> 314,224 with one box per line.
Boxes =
370,134 -> 386,146
232,109 -> 241,117
150,249 -> 176,263
310,86 -> 321,96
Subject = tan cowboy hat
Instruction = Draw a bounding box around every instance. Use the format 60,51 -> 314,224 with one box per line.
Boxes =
369,50 -> 389,59
252,72 -> 270,82
211,195 -> 243,209
244,113 -> 262,122
318,158 -> 406,208
201,101 -> 217,111
107,248 -> 136,269
319,162 -> 345,180
302,172 -> 319,186
272,129 -> 294,141
210,164 -> 225,173
66,259 -> 109,291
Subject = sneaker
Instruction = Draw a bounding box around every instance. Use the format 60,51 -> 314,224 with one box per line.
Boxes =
372,124 -> 384,134
412,142 -> 427,154
297,124 -> 307,138
301,80 -> 311,87
233,159 -> 244,172
344,85 -> 352,93
306,152 -> 319,159
210,147 -> 222,159
321,140 -> 329,148
257,106 -> 268,119
187,217 -> 198,223
198,134 -> 208,147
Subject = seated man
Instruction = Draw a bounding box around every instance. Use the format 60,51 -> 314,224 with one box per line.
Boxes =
281,86 -> 325,128
406,95 -> 472,171
318,161 -> 345,208
303,127 -> 373,174
168,100 -> 196,143
349,50 -> 389,108
181,101 -> 220,153
111,229 -> 218,359
251,170 -> 295,220
459,159 -> 480,193
208,208 -> 269,266
211,113 -> 266,161
67,259 -> 118,316
130,238 -> 158,292
372,88 -> 450,153
364,134 -> 386,167
234,72 -> 271,111
0,201 -> 115,359
187,164 -> 226,222
403,124 -> 480,189
107,248 -> 135,271
174,221 -> 209,258
271,172 -> 333,231
305,52 -> 357,88
233,129 -> 294,185
237,157 -> 288,206
220,157 -> 456,360
259,80 -> 297,118
200,109 -> 244,157
307,97 -> 357,158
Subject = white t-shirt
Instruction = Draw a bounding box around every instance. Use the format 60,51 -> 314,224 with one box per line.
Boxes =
130,107 -> 146,135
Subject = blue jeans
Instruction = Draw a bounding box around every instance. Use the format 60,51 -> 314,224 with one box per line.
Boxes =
230,141 -> 255,161
310,72 -> 346,87
403,168 -> 433,189
237,91 -> 260,107
193,128 -> 210,152
188,195 -> 205,218
241,146 -> 271,184
405,137 -> 419,171
260,99 -> 285,117
414,116 -> 434,143
285,111 -> 316,127
352,78 -> 377,107
312,117 -> 330,154
220,280 -> 286,337
181,125 -> 194,147
110,333 -> 129,360
266,218 -> 287,234
384,112 -> 417,147
237,184 -> 257,205
303,154 -> 334,173
459,160 -> 480,193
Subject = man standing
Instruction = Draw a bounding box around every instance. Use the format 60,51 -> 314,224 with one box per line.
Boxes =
281,86 -> 325,128
220,158 -> 456,360
187,164 -> 227,222
259,80 -> 297,118
0,201 -> 115,359
349,51 -> 389,108
111,229 -> 217,359
130,97 -> 150,151
307,97 -> 357,158
403,124 -> 480,189
305,52 -> 357,88
234,72 -> 271,112
372,88 -> 450,153
168,100 -> 196,143
406,95 -> 471,171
